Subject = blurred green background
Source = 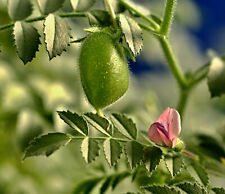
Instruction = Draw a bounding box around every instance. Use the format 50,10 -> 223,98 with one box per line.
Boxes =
0,0 -> 225,193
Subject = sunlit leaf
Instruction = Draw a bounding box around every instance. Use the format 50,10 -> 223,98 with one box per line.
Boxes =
125,141 -> 143,169
8,0 -> 32,21
23,132 -> 71,159
119,14 -> 143,56
207,57 -> 225,97
70,0 -> 96,11
44,14 -> 71,59
57,111 -> 88,136
103,138 -> 122,166
14,22 -> 41,64
81,137 -> 100,163
37,0 -> 65,15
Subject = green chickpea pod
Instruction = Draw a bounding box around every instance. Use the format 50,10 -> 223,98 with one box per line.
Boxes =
79,31 -> 129,113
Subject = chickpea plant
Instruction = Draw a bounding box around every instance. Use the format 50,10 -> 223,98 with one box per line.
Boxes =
0,0 -> 225,193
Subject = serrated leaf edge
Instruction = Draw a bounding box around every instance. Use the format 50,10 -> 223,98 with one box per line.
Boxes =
103,138 -> 122,167
23,132 -> 71,160
13,22 -> 41,64
43,14 -> 71,60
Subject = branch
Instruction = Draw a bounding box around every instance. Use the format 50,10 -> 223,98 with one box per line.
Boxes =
0,12 -> 87,31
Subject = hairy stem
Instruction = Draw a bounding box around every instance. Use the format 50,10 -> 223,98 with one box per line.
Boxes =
160,0 -> 176,36
158,37 -> 188,89
105,0 -> 118,28
119,0 -> 160,31
0,12 -> 86,31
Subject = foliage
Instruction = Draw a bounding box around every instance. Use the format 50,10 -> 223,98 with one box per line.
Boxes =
0,0 -> 225,193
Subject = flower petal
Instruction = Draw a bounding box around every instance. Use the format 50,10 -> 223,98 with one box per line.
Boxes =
168,108 -> 181,142
156,107 -> 171,131
148,122 -> 172,147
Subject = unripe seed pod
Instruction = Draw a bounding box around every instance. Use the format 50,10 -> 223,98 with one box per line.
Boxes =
79,31 -> 129,111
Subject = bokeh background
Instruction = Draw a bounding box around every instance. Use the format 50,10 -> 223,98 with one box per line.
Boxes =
0,0 -> 225,193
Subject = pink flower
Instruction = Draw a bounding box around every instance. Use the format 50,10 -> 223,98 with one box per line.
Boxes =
148,107 -> 181,148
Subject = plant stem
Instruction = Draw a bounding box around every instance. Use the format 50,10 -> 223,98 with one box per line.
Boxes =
105,0 -> 118,28
182,149 -> 199,160
138,23 -> 156,34
0,12 -> 86,31
158,37 -> 188,89
160,0 -> 176,36
177,88 -> 190,119
119,0 -> 160,31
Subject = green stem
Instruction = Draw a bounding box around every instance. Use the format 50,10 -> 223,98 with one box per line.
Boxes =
160,0 -> 176,36
0,12 -> 86,31
105,0 -> 118,28
119,0 -> 160,31
158,37 -> 188,89
177,89 -> 190,119
138,23 -> 156,34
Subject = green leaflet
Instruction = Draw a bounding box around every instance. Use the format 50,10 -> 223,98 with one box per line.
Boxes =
81,137 -> 100,163
70,0 -> 96,11
103,138 -> 122,166
44,14 -> 71,59
8,0 -> 32,21
207,57 -> 225,97
119,14 -> 143,56
192,161 -> 209,187
85,112 -> 111,136
165,155 -> 184,177
177,182 -> 208,194
212,187 -> 225,194
143,185 -> 181,194
144,146 -> 162,173
88,10 -> 111,27
14,22 -> 41,64
37,0 -> 65,15
23,132 -> 71,160
57,111 -> 88,136
112,113 -> 137,140
125,141 -> 143,169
